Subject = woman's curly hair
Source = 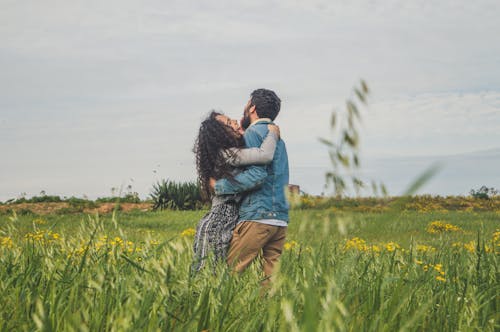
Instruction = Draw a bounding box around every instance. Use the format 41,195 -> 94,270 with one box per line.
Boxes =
194,111 -> 244,201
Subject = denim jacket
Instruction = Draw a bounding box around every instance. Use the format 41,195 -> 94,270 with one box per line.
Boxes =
214,119 -> 290,223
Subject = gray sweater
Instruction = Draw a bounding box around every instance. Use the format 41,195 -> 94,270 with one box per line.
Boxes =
222,131 -> 278,166
212,131 -> 278,206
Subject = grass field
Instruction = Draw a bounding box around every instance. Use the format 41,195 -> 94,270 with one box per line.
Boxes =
1,205 -> 498,331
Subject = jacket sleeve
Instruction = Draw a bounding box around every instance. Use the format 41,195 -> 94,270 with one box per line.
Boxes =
214,127 -> 269,195
223,131 -> 278,166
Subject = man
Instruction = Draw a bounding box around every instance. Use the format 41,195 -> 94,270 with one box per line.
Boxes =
211,88 -> 289,281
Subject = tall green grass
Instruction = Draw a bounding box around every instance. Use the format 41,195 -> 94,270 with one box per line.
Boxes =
0,209 -> 498,331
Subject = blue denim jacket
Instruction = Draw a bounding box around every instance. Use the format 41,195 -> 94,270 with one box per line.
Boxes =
214,119 -> 290,223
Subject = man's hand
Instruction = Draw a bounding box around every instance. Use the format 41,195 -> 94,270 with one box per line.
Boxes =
209,177 -> 216,191
268,124 -> 280,138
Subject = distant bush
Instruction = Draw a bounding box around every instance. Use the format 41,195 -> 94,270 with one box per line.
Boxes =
290,194 -> 500,212
67,197 -> 98,209
2,193 -> 143,205
150,180 -> 202,211
96,193 -> 141,204
7,195 -> 63,204
470,186 -> 499,200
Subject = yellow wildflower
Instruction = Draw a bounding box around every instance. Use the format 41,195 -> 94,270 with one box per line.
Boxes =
436,276 -> 446,282
24,230 -> 60,244
181,228 -> 196,237
1,236 -> 14,248
493,229 -> 500,243
385,242 -> 400,252
344,237 -> 368,251
284,240 -> 298,250
34,218 -> 47,225
463,241 -> 475,253
416,244 -> 436,252
426,220 -> 463,234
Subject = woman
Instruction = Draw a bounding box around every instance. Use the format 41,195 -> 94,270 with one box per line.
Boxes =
192,110 -> 279,272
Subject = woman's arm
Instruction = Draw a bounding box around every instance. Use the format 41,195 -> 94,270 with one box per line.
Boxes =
223,125 -> 280,166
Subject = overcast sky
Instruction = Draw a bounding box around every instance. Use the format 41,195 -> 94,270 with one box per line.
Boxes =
1,0 -> 499,200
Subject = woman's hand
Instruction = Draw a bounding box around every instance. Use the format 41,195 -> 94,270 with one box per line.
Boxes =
268,124 -> 280,138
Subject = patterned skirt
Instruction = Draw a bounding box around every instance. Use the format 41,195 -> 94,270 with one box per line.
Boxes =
192,200 -> 239,272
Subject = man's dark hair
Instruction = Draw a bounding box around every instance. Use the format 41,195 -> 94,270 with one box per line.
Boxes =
250,89 -> 281,120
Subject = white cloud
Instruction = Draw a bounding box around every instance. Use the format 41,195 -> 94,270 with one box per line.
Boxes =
362,91 -> 500,156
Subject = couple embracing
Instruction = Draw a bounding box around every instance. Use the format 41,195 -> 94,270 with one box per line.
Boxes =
192,89 -> 289,282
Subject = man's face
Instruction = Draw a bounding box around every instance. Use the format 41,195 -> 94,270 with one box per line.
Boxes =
241,99 -> 253,130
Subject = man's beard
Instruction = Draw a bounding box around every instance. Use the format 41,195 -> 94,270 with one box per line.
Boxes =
241,114 -> 251,130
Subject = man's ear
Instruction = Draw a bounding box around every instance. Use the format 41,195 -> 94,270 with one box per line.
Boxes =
249,105 -> 256,114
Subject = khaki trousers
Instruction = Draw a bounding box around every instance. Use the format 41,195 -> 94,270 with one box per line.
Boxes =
227,221 -> 287,278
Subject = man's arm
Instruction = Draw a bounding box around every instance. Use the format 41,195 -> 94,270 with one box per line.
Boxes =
214,127 -> 268,195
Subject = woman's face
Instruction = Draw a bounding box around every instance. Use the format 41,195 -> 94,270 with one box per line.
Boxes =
216,114 -> 244,138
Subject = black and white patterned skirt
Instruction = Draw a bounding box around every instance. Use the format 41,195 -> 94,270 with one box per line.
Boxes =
192,200 -> 239,272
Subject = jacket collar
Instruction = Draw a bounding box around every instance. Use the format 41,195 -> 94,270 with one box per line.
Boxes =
249,118 -> 272,128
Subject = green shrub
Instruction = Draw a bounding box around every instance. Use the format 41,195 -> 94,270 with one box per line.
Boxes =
8,195 -> 63,204
66,197 -> 97,208
150,180 -> 202,210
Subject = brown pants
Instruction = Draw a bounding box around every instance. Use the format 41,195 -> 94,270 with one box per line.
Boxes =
227,221 -> 287,278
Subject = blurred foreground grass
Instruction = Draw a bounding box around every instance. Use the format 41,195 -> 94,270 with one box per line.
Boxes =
0,208 -> 498,331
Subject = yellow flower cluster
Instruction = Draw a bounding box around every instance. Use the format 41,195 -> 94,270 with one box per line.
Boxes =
284,240 -> 298,250
0,236 -> 14,248
34,218 -> 47,225
384,242 -> 400,252
70,236 -> 143,257
415,260 -> 446,282
344,237 -> 368,251
416,244 -> 437,253
436,276 -> 446,282
452,241 -> 495,254
426,221 -> 463,234
283,240 -> 311,252
24,230 -> 61,243
72,246 -> 90,256
180,228 -> 196,237
493,229 -> 500,244
344,237 -> 399,253
463,241 -> 475,253
404,202 -> 448,213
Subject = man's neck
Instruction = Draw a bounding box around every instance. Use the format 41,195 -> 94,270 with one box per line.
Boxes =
249,118 -> 272,127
